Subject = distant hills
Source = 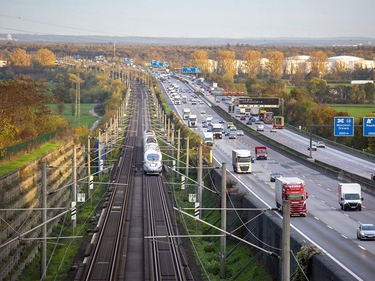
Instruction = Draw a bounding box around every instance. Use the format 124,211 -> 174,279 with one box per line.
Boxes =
0,33 -> 374,46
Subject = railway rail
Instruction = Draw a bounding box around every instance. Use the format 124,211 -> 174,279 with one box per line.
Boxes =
75,82 -> 194,280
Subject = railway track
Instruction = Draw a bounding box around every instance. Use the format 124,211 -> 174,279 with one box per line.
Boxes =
75,81 -> 194,280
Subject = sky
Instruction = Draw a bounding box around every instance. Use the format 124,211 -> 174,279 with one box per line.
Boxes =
1,0 -> 375,39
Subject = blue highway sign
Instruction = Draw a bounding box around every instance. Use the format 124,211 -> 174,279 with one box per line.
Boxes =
334,117 -> 354,136
182,67 -> 201,73
363,117 -> 375,137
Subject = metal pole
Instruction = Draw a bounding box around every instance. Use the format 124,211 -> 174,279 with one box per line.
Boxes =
184,137 -> 190,197
197,143 -> 203,229
87,137 -> 91,199
177,129 -> 181,176
220,163 -> 227,279
41,162 -> 47,280
72,145 -> 77,229
282,200 -> 290,281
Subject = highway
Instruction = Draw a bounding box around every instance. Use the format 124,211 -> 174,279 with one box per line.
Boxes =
155,72 -> 375,281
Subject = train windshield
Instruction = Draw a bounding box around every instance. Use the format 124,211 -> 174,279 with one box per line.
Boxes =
147,153 -> 160,161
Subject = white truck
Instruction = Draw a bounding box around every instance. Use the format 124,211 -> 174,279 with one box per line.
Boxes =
183,108 -> 191,120
211,123 -> 223,139
338,183 -> 363,211
174,94 -> 181,105
206,115 -> 213,125
203,132 -> 213,145
188,115 -> 197,128
232,149 -> 252,174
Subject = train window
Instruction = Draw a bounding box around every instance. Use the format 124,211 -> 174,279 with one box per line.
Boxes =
147,154 -> 160,161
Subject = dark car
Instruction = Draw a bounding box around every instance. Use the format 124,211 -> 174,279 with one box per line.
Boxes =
357,224 -> 375,240
223,129 -> 230,136
240,116 -> 246,120
270,172 -> 283,182
246,120 -> 253,125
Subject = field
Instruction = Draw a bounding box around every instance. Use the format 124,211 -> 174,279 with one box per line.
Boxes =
48,103 -> 99,129
329,104 -> 375,118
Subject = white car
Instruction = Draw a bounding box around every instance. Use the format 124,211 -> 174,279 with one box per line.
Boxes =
256,125 -> 264,131
317,141 -> 325,148
308,143 -> 317,151
236,130 -> 244,136
200,110 -> 206,114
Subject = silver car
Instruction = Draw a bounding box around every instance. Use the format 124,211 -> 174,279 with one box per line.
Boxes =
357,224 -> 375,240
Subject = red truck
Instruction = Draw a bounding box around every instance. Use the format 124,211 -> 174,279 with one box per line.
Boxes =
255,146 -> 267,160
275,177 -> 308,216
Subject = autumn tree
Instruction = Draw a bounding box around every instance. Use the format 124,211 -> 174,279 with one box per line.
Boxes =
308,51 -> 328,78
217,50 -> 236,82
9,48 -> 31,66
0,75 -> 53,142
191,50 -> 209,72
37,48 -> 56,66
265,51 -> 284,79
242,50 -> 261,79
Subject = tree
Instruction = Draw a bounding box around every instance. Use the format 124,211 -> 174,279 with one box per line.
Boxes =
217,50 -> 236,82
9,48 -> 31,66
242,50 -> 261,79
37,48 -> 56,66
191,50 -> 209,72
307,78 -> 329,103
265,51 -> 284,79
308,51 -> 328,78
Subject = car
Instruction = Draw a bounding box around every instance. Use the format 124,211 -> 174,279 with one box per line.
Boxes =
270,172 -> 283,182
256,125 -> 264,131
200,110 -> 206,114
270,127 -> 277,133
246,120 -> 253,125
357,224 -> 375,240
219,119 -> 225,124
307,143 -> 317,151
223,129 -> 230,136
228,133 -> 236,139
236,130 -> 244,136
240,116 -> 246,120
251,117 -> 256,122
255,120 -> 262,124
317,141 -> 325,148
229,126 -> 237,131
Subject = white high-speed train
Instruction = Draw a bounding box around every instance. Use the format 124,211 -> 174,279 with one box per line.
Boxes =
143,129 -> 163,175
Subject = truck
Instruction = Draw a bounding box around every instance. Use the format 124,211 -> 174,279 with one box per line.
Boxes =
188,115 -> 197,128
203,132 -> 214,145
174,94 -> 181,105
338,183 -> 363,211
182,95 -> 188,104
275,177 -> 308,216
258,109 -> 266,121
183,108 -> 191,120
264,112 -> 274,124
255,146 -> 267,160
232,150 -> 252,174
206,115 -> 213,126
273,116 -> 285,129
211,123 -> 223,139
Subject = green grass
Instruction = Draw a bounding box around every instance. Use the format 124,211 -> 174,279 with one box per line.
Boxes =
48,103 -> 99,128
329,104 -> 375,118
0,141 -> 63,177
